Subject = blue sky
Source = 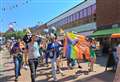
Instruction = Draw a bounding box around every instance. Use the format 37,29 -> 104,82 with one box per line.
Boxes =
0,0 -> 84,32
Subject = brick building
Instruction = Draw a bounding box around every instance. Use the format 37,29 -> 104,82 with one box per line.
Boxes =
92,0 -> 120,37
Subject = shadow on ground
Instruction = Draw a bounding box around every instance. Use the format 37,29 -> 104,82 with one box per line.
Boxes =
95,56 -> 108,67
36,70 -> 115,82
0,75 -> 15,82
75,70 -> 115,82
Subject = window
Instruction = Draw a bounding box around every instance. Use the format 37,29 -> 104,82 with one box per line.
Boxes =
65,18 -> 67,24
66,17 -> 68,24
79,10 -> 83,19
68,16 -> 70,23
87,6 -> 92,16
62,18 -> 65,25
68,15 -> 72,23
78,11 -> 81,19
76,12 -> 79,20
74,12 -> 78,20
83,8 -> 87,17
59,20 -> 62,27
91,4 -> 96,14
72,14 -> 76,21
82,9 -> 84,18
71,14 -> 74,21
55,22 -> 58,27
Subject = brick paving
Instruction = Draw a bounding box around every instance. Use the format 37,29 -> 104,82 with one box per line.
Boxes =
0,47 -> 115,82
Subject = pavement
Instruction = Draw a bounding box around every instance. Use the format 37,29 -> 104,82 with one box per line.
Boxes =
0,47 -> 115,82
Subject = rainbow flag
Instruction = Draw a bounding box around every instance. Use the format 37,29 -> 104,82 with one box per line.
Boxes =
64,32 -> 90,60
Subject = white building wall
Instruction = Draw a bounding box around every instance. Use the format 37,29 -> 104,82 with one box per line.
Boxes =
64,22 -> 96,34
47,0 -> 96,26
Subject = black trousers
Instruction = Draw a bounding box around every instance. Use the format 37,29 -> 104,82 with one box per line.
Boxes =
28,58 -> 38,82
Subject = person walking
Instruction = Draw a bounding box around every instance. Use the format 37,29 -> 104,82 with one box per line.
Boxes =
87,38 -> 96,72
47,34 -> 63,81
12,42 -> 22,81
27,35 -> 39,82
45,40 -> 50,67
23,33 -> 31,69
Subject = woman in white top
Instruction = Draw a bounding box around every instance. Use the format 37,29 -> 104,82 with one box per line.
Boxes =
27,35 -> 39,82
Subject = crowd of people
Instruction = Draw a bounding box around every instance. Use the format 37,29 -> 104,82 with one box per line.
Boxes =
5,30 -> 119,82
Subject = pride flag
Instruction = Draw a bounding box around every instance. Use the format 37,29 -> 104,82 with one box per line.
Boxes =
64,32 -> 90,60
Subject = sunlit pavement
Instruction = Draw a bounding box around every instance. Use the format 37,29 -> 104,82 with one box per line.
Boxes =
0,47 -> 115,82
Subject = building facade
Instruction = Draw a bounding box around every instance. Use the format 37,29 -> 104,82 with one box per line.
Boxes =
96,0 -> 120,29
30,24 -> 48,34
92,0 -> 120,37
47,0 -> 96,36
46,0 -> 120,37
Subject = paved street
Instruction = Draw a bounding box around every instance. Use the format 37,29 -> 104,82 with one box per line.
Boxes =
0,47 -> 115,82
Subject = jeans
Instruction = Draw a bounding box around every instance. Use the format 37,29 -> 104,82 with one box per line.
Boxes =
28,58 -> 38,82
51,54 -> 57,80
13,56 -> 22,78
45,52 -> 49,64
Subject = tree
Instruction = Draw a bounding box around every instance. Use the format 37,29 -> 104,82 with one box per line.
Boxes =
4,31 -> 26,40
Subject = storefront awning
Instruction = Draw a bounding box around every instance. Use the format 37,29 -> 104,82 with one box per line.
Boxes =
111,33 -> 120,38
91,28 -> 120,37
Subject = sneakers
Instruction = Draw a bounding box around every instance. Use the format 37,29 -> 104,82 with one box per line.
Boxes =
44,64 -> 49,67
78,65 -> 82,69
56,69 -> 65,76
59,70 -> 64,76
15,77 -> 18,82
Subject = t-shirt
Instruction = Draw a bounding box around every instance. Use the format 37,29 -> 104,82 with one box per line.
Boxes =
28,42 -> 40,59
47,41 -> 61,58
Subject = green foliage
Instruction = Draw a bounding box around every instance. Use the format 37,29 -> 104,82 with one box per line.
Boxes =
4,31 -> 26,39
